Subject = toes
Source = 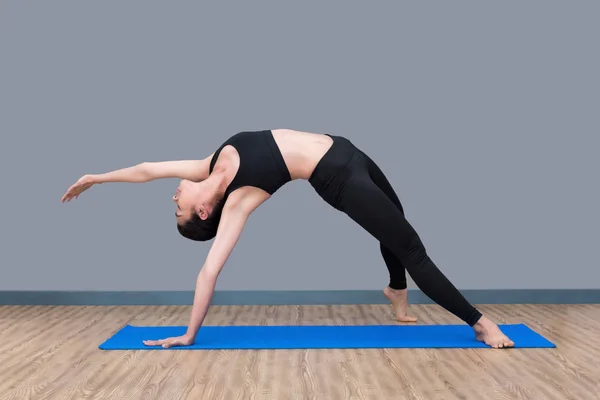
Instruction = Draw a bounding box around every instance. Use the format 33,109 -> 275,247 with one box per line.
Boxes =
490,340 -> 515,349
502,337 -> 514,348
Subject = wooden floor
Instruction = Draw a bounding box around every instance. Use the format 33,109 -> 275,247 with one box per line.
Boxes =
0,304 -> 598,400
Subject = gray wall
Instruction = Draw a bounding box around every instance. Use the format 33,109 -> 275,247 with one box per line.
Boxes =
1,1 -> 598,292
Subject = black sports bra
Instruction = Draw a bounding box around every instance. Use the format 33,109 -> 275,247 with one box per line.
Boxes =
209,130 -> 292,198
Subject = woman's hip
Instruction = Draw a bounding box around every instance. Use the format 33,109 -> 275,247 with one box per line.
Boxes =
308,135 -> 369,209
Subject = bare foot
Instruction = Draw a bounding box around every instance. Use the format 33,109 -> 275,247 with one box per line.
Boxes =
473,316 -> 515,349
383,286 -> 418,323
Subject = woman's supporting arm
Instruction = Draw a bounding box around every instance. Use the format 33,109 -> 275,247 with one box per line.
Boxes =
184,189 -> 270,341
142,188 -> 269,348
141,203 -> 250,348
184,201 -> 251,341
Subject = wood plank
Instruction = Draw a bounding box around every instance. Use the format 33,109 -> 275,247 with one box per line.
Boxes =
0,304 -> 597,400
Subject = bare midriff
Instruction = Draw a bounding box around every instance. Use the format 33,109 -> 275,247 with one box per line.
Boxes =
270,129 -> 334,180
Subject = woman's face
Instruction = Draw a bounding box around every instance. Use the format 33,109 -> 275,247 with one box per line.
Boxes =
173,179 -> 215,223
173,180 -> 197,223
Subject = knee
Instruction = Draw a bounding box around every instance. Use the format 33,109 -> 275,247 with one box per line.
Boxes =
412,248 -> 429,264
405,240 -> 429,265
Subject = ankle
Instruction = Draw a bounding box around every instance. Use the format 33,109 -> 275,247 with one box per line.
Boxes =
473,316 -> 494,329
386,286 -> 407,293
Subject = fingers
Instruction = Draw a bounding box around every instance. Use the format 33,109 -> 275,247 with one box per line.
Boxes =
143,338 -> 173,348
61,188 -> 74,203
161,338 -> 183,348
61,187 -> 74,203
61,186 -> 82,203
143,337 -> 185,348
61,176 -> 97,202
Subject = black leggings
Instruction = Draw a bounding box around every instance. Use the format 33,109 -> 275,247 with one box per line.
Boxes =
309,135 -> 482,327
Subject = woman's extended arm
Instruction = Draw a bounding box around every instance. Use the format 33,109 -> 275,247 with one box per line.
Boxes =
142,187 -> 270,348
61,154 -> 214,202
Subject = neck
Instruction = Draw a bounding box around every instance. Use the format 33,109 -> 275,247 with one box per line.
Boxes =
206,170 -> 229,199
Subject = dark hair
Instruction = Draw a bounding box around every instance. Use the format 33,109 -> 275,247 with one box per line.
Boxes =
176,200 -> 225,241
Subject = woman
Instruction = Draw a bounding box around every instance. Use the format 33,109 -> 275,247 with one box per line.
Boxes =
62,129 -> 514,349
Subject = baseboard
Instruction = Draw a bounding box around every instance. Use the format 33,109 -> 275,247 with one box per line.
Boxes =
0,289 -> 599,306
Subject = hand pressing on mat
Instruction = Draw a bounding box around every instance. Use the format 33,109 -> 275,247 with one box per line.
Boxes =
143,335 -> 194,348
61,174 -> 99,202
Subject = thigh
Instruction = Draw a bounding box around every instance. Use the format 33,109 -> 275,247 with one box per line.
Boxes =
359,151 -> 404,214
338,175 -> 420,256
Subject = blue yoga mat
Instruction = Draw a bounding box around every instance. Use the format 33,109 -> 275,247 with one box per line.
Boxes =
99,324 -> 555,350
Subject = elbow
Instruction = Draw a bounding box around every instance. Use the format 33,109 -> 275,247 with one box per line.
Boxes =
135,162 -> 153,182
200,266 -> 221,281
137,162 -> 149,173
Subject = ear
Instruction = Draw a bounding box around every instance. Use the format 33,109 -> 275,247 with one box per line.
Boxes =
195,204 -> 209,220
